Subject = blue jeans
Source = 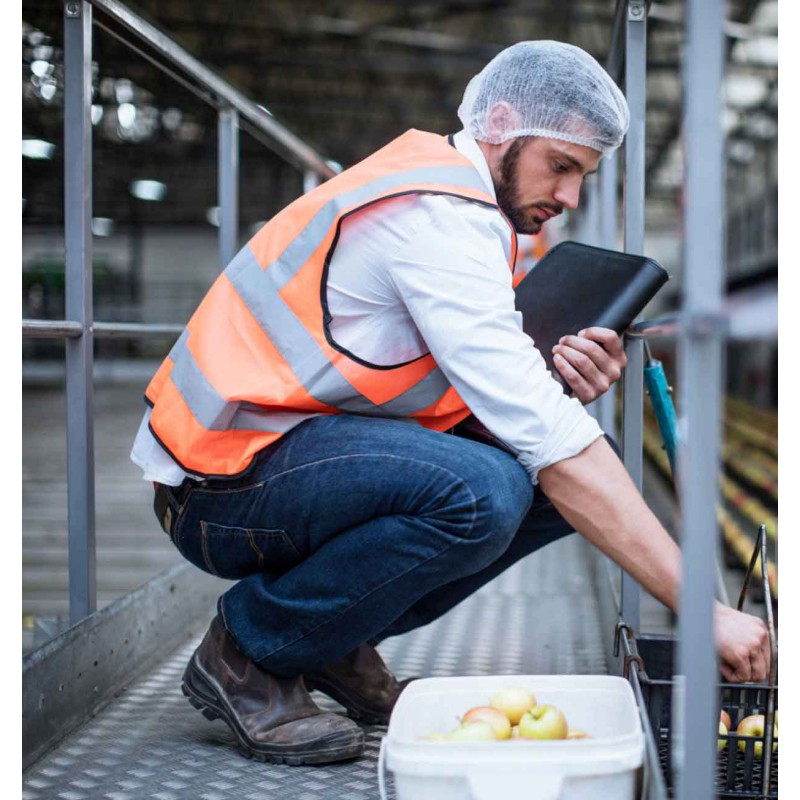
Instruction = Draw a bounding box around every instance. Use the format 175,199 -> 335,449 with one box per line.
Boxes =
161,414 -> 577,676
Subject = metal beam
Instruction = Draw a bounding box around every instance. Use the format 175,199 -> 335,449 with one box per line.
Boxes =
63,0 -> 96,625
675,0 -> 726,797
218,108 -> 239,267
620,0 -> 647,634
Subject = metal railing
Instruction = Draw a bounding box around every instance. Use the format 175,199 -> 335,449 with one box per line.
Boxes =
23,0 -> 339,626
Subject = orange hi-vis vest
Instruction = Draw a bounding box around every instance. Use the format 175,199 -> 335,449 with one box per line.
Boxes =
145,129 -> 518,478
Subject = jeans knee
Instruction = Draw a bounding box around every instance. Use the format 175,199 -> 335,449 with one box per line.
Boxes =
463,455 -> 532,556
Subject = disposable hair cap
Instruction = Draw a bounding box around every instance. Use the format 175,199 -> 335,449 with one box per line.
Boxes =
458,41 -> 630,157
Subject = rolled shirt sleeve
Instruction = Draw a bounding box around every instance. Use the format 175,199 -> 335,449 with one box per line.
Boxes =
387,195 -> 604,485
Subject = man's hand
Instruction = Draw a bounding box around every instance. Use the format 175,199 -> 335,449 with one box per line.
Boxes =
715,603 -> 771,683
552,327 -> 627,404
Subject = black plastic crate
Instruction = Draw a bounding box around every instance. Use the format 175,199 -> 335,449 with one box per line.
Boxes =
635,634 -> 777,799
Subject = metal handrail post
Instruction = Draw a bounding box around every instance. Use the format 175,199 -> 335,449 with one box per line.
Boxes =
620,0 -> 647,633
218,108 -> 240,267
597,151 -> 619,439
675,0 -> 726,797
303,170 -> 320,194
63,0 -> 97,624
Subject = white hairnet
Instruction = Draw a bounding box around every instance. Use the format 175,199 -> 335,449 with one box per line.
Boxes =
458,41 -> 630,157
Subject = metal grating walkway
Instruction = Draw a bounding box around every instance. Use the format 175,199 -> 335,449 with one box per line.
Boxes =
22,535 -> 609,800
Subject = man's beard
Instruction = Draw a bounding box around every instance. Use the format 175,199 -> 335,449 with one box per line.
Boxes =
494,139 -> 560,235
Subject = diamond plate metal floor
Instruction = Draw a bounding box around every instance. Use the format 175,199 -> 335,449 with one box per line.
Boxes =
22,535 -> 608,800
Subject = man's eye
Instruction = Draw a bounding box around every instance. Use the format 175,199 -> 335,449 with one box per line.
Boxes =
553,162 -> 569,174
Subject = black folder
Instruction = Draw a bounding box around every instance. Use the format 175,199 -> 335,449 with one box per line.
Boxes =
514,240 -> 669,392
454,241 -> 668,451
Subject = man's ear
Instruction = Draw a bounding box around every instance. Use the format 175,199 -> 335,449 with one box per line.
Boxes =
485,101 -> 521,140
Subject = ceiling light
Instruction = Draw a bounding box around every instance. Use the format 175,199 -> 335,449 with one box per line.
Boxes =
161,107 -> 182,131
30,60 -> 51,78
733,37 -> 778,67
130,180 -> 166,201
206,207 -> 221,227
114,79 -> 134,104
22,139 -> 55,159
117,102 -> 136,129
91,104 -> 104,125
39,79 -> 57,101
750,0 -> 778,32
725,74 -> 769,109
91,217 -> 114,237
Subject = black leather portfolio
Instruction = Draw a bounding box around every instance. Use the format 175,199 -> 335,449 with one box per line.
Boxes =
514,240 -> 669,392
453,241 -> 668,452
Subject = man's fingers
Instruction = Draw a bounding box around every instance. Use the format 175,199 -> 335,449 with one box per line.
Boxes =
554,346 -> 608,393
553,353 -> 592,402
577,326 -> 626,357
557,336 -> 619,382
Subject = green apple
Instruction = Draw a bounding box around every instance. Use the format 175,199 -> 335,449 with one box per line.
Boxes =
736,714 -> 777,758
447,721 -> 498,742
461,706 -> 512,740
489,687 -> 537,725
518,705 -> 569,740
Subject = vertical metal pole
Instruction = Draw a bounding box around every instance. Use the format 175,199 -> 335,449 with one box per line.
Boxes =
218,108 -> 239,267
598,152 -> 619,439
620,0 -> 647,632
63,0 -> 96,624
303,169 -> 320,194
675,0 -> 725,798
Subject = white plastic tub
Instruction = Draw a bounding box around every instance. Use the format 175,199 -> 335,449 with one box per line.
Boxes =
379,675 -> 644,800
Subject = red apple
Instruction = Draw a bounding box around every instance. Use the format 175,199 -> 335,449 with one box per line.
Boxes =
490,687 -> 537,725
462,706 -> 512,740
447,721 -> 498,742
518,705 -> 569,740
720,710 -> 731,731
718,721 -> 728,752
566,729 -> 592,740
736,714 -> 777,758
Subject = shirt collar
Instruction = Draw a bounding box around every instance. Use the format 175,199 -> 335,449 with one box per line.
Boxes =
452,129 -> 496,201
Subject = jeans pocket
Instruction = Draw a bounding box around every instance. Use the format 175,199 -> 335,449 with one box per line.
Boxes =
199,521 -> 301,579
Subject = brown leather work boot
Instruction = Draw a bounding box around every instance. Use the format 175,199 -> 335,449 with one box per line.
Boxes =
181,617 -> 364,765
304,643 -> 415,725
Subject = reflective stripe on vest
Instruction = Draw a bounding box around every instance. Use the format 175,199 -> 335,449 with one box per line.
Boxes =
146,130 -> 518,478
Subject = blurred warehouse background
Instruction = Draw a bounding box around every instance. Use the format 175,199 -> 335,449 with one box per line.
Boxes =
21,0 -> 778,651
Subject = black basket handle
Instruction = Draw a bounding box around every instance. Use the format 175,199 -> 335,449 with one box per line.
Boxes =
736,523 -> 777,798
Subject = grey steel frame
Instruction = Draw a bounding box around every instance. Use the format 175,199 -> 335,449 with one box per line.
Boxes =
23,0 -> 337,626
593,2 -> 728,799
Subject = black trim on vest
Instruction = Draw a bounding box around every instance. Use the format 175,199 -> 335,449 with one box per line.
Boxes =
320,188 -> 511,371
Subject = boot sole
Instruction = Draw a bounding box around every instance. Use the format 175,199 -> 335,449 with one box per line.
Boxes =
181,663 -> 365,765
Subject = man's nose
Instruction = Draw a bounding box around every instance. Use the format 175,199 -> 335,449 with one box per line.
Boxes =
554,178 -> 582,211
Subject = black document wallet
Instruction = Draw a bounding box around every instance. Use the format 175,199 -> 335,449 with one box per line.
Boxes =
514,240 -> 669,392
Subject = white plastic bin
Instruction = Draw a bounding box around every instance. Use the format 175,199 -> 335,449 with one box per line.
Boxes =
379,675 -> 644,800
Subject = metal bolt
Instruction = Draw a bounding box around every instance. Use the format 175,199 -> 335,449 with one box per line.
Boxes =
65,1 -> 81,17
629,3 -> 644,18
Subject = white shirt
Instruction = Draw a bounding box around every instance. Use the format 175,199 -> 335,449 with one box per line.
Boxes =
131,130 -> 603,486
